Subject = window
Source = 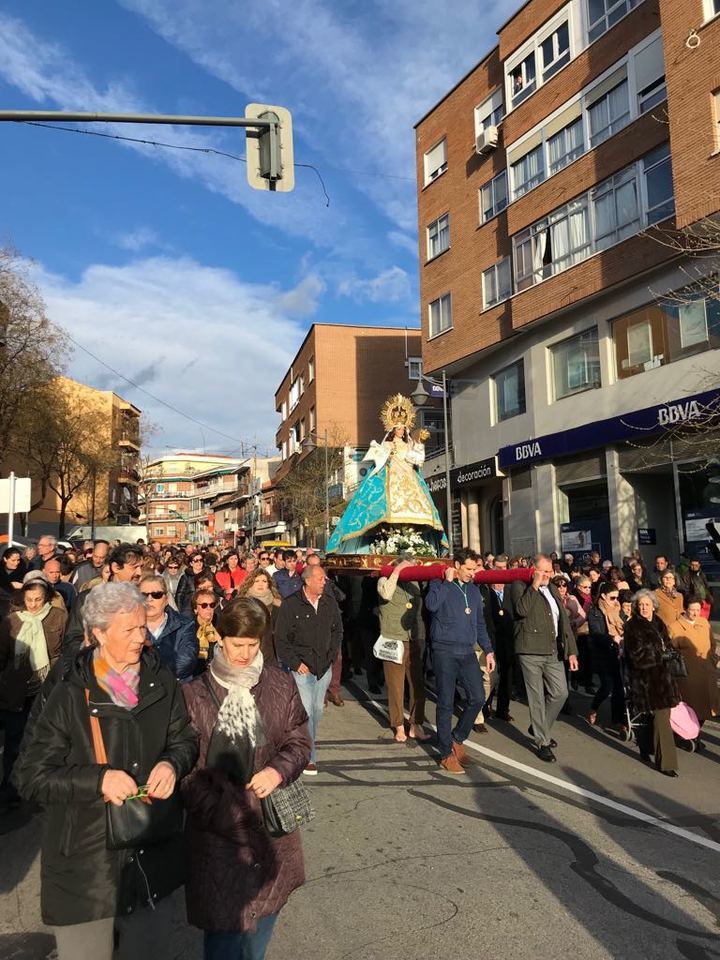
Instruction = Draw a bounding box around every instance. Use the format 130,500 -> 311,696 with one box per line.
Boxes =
289,378 -> 300,411
679,301 -> 709,349
510,52 -> 537,107
424,138 -> 447,184
281,400 -> 287,421
476,88 -> 504,133
512,144 -> 670,291
309,405 -> 316,432
588,80 -> 630,147
168,483 -> 177,493
300,418 -> 306,440
634,35 -> 665,113
482,257 -> 512,309
715,91 -> 720,151
290,422 -> 301,454
407,357 -> 423,380
551,329 -> 601,399
548,117 -> 584,175
428,293 -> 452,337
154,528 -> 164,537
592,167 -> 639,250
308,356 -> 314,382
494,361 -> 526,421
281,440 -> 287,460
541,22 -> 570,81
155,483 -> 164,493
166,525 -> 176,538
512,144 -> 544,198
643,142 -> 674,224
587,0 -> 641,43
427,213 -> 450,259
480,171 -> 508,223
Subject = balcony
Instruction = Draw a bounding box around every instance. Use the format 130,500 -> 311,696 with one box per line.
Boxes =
118,433 -> 140,451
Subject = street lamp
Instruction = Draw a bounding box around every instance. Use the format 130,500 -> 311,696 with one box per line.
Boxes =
411,371 -> 454,555
302,428 -> 330,546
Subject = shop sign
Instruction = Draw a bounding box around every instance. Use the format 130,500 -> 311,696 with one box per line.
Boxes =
450,456 -> 498,488
638,528 -> 656,545
498,388 -> 720,469
426,474 -> 447,494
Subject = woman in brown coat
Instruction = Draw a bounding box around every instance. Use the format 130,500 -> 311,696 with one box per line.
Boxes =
182,598 -> 311,960
654,570 -> 684,632
624,589 -> 680,777
0,579 -> 66,808
669,596 -> 719,740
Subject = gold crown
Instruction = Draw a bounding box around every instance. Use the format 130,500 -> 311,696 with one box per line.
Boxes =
380,393 -> 416,432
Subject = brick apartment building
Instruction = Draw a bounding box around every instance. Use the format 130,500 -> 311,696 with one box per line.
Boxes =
416,0 -> 720,569
274,323 -> 440,545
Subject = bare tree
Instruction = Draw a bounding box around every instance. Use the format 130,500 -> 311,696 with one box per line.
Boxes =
0,246 -> 68,453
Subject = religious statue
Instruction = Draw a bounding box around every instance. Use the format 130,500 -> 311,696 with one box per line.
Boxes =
326,393 -> 449,556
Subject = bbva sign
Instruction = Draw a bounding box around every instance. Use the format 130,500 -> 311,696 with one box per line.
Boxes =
657,399 -> 702,427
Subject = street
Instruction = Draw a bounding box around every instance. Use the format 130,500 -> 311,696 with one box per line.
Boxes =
2,677 -> 719,960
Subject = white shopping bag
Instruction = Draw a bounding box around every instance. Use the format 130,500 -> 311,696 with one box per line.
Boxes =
373,635 -> 404,664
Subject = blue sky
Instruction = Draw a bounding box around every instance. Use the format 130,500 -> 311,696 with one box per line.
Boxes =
0,0 -> 506,453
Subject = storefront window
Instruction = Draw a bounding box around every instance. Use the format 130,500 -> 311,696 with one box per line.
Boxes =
613,291 -> 720,379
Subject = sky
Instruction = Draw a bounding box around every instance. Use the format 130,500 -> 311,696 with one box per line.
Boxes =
0,0 -> 507,455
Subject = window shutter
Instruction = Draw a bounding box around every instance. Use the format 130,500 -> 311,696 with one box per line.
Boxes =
544,100 -> 583,140
507,128 -> 544,166
634,35 -> 664,91
585,65 -> 628,107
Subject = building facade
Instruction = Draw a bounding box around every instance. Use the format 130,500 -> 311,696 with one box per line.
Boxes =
416,0 -> 720,569
274,323 -> 440,545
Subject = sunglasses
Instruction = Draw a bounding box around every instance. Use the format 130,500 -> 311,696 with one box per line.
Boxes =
196,601 -> 217,609
167,565 -> 179,570
607,595 -> 620,601
192,559 -> 204,564
141,590 -> 166,600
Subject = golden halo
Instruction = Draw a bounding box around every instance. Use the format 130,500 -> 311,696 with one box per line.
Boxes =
380,393 -> 416,433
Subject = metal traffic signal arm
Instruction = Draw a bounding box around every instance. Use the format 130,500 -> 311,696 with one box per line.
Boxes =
0,106 -> 294,193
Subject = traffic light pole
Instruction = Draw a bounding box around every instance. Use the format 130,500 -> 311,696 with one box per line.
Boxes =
0,109 -> 277,130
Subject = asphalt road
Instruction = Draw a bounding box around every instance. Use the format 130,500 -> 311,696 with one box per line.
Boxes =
1,677 -> 719,960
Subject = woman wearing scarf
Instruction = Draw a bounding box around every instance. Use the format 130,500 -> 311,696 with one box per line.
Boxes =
654,570 -> 684,632
182,598 -> 311,960
670,596 -> 719,745
13,582 -> 197,958
237,569 -> 282,663
586,581 -> 627,732
193,588 -> 221,665
0,580 -> 66,809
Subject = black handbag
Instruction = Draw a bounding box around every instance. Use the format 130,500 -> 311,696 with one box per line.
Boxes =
86,691 -> 183,851
201,675 -> 314,838
662,646 -> 688,679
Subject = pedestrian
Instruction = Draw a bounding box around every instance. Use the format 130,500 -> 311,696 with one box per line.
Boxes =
0,579 -> 67,809
193,588 -> 221,666
13,582 -> 197,959
306,555 -> 346,707
44,558 -> 76,612
669,597 -> 719,746
647,554 -> 673,590
586,582 -> 626,733
425,549 -> 495,774
237,568 -> 282,663
553,575 -> 586,692
274,565 -> 342,774
376,559 -> 429,742
623,589 -> 680,776
215,551 -> 246,601
140,574 -> 199,682
273,550 -> 302,599
29,535 -> 58,571
510,553 -> 578,762
679,558 -> 714,617
181,597 -> 311,960
485,555 -> 515,722
64,544 -> 144,650
654,570 -> 684,631
72,540 -> 110,589
0,546 -> 25,599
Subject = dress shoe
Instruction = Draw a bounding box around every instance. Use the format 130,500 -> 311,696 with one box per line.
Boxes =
494,713 -> 515,722
537,745 -> 557,763
528,725 -> 556,748
473,722 -> 488,734
439,753 -> 466,774
661,770 -> 679,778
451,740 -> 472,766
327,693 -> 344,707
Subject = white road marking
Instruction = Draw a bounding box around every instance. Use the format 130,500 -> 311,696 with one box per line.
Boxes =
358,689 -> 720,855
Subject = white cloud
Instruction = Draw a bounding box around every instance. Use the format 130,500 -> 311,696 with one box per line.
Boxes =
338,266 -> 411,304
33,256 -> 313,452
111,226 -> 164,252
276,273 -> 326,317
388,230 -> 419,256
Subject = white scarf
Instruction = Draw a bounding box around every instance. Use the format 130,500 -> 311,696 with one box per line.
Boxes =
210,645 -> 264,749
15,603 -> 52,674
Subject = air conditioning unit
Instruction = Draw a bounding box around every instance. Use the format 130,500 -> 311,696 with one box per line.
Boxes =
475,125 -> 499,155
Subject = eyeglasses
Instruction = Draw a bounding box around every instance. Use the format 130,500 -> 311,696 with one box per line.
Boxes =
141,590 -> 166,600
607,596 -> 620,602
167,565 -> 179,570
259,556 -> 269,561
196,601 -> 216,609
191,558 -> 204,564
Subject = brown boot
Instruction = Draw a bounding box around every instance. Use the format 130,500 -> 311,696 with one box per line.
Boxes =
451,739 -> 472,767
439,753 -> 466,774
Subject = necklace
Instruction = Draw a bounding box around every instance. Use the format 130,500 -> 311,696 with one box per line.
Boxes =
454,581 -> 472,615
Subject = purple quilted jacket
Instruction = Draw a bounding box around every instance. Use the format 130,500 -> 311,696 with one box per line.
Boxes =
182,664 -> 311,933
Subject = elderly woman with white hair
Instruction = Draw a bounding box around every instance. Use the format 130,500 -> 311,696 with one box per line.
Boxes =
13,581 -> 198,960
623,588 -> 680,777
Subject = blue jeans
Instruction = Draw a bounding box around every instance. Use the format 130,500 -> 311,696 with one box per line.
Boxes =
433,648 -> 485,759
292,666 -> 332,763
204,914 -> 278,960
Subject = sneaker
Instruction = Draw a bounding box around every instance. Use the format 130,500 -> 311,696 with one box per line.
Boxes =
451,740 -> 472,766
439,753 -> 466,774
303,763 -> 318,776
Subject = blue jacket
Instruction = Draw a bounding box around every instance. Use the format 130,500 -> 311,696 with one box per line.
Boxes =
425,579 -> 492,655
147,606 -> 199,683
274,569 -> 303,599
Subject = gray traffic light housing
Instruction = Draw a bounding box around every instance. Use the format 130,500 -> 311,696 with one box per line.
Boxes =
245,103 -> 295,192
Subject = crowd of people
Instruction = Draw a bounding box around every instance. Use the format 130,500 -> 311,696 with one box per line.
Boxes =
0,533 -> 717,958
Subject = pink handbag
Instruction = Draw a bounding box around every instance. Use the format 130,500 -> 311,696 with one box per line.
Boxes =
670,702 -> 701,741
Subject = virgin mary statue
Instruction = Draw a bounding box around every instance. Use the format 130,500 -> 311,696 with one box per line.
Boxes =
326,393 -> 448,555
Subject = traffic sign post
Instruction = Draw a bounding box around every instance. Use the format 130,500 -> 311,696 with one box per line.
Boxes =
0,473 -> 32,546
